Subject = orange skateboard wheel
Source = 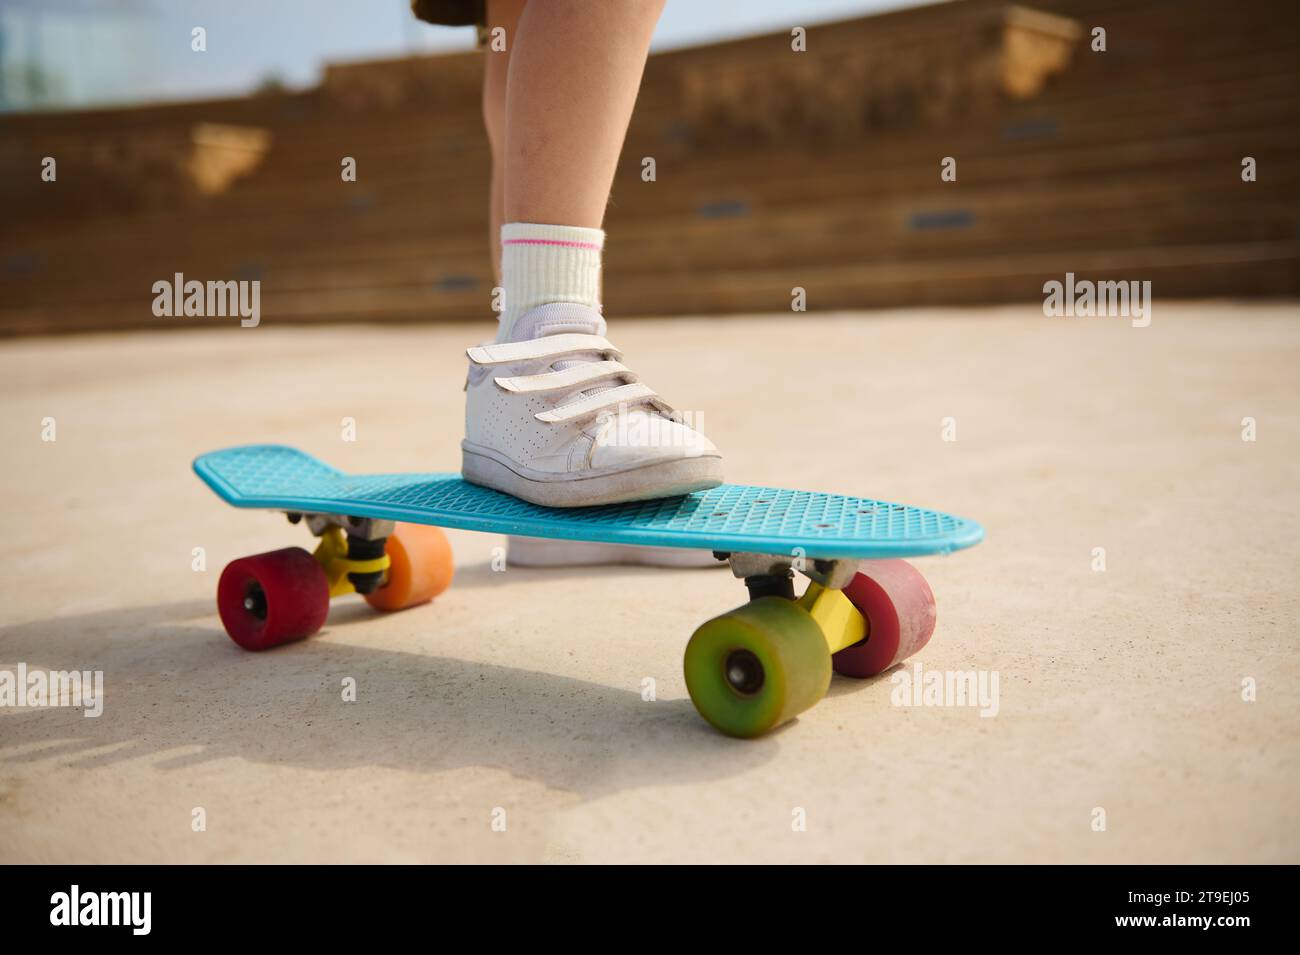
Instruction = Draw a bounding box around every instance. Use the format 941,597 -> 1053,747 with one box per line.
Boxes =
364,523 -> 454,612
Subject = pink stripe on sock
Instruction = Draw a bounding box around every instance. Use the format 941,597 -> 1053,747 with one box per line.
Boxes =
502,238 -> 603,251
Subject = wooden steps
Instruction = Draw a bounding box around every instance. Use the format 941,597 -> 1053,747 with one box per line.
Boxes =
2,0 -> 1297,335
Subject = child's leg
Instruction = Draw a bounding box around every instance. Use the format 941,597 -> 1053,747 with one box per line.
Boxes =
503,0 -> 663,229
483,0 -> 656,278
493,0 -> 663,340
464,0 -> 722,508
481,0 -> 526,283
476,0 -> 719,559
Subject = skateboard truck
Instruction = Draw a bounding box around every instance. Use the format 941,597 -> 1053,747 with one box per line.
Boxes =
710,552 -> 869,684
288,512 -> 395,596
715,551 -> 860,599
688,549 -> 887,736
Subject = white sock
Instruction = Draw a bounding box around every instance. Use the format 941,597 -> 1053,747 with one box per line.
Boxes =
498,222 -> 605,341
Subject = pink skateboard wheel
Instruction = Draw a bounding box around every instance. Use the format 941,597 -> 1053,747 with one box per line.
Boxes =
832,559 -> 936,678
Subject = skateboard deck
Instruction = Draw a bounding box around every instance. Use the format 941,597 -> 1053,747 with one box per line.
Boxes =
195,443 -> 984,737
193,444 -> 984,560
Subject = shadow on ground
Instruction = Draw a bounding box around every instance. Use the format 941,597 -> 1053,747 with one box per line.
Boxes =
0,586 -> 787,798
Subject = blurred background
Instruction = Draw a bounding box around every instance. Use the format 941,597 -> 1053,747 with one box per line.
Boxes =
1,0 -> 1297,334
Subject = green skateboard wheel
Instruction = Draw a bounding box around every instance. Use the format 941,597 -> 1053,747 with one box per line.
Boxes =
684,597 -> 832,737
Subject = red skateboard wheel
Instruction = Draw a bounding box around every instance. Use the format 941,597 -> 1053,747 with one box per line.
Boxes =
217,547 -> 330,651
832,559 -> 936,678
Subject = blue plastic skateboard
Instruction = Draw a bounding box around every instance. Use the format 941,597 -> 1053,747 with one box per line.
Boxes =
195,443 -> 983,736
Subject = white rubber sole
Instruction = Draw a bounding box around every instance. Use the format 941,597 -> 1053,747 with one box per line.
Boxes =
506,536 -> 724,568
462,442 -> 723,508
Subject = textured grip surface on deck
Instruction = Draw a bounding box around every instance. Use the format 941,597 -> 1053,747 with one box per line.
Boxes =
194,444 -> 984,559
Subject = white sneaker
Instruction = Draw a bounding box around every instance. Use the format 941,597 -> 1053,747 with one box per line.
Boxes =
463,303 -> 723,507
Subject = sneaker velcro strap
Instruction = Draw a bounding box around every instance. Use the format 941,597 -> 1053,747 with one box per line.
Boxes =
466,334 -> 620,366
495,360 -> 634,395
534,382 -> 659,423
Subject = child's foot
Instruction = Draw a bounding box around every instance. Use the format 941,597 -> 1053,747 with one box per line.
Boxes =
463,302 -> 722,507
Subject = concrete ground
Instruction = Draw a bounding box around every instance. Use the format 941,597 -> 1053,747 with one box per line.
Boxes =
1,302 -> 1297,864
